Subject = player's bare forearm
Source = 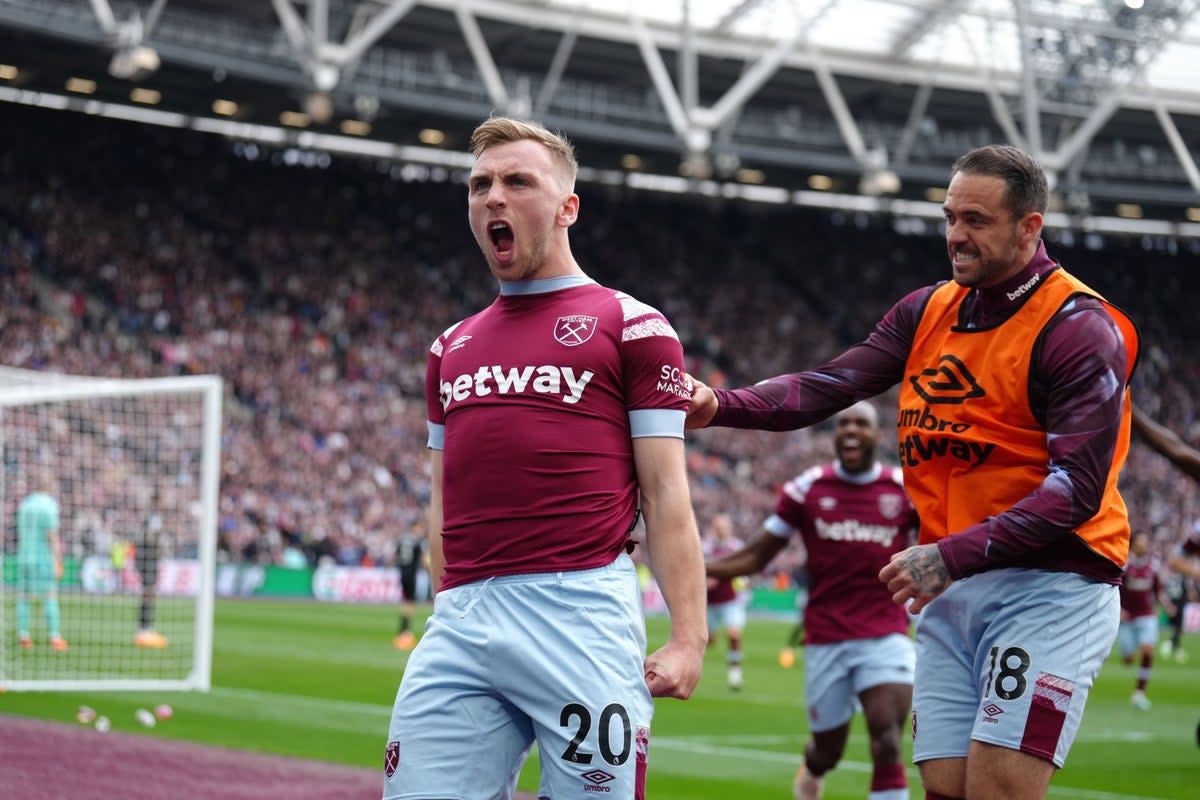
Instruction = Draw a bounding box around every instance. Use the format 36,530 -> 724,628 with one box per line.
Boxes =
706,532 -> 786,580
1132,404 -> 1200,482
879,542 -> 953,614
643,518 -> 707,700
1169,553 -> 1200,580
427,532 -> 444,593
427,449 -> 446,592
643,491 -> 708,651
704,552 -> 755,581
634,437 -> 706,697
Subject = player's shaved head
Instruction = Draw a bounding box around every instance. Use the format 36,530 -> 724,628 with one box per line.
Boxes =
835,401 -> 879,429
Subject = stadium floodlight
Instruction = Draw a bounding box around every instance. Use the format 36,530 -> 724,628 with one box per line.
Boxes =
311,63 -> 340,93
305,91 -> 333,125
108,45 -> 161,81
859,168 -> 901,196
0,368 -> 222,692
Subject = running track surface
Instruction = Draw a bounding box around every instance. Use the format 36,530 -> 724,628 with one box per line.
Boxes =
0,713 -> 540,800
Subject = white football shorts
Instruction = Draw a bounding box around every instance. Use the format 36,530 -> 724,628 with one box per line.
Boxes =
706,596 -> 747,634
383,554 -> 652,800
912,568 -> 1119,768
1116,614 -> 1159,656
803,633 -> 915,733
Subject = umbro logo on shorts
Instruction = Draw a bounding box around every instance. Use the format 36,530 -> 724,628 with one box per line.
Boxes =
582,769 -> 615,790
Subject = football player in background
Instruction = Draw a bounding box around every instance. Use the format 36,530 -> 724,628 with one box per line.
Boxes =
1129,404 -> 1200,746
703,512 -> 748,690
1116,531 -> 1171,709
15,473 -> 68,652
1158,553 -> 1193,663
133,489 -> 169,649
391,521 -> 425,650
706,401 -> 918,800
1130,406 -> 1200,590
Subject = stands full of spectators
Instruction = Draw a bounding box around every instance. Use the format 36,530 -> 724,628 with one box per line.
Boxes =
1,104 -> 1198,578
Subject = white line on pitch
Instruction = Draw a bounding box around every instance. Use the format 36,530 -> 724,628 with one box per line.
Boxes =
205,688 -> 1173,800
210,685 -> 392,716
650,738 -> 1171,800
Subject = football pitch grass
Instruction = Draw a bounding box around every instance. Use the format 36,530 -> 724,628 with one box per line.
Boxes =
2,599 -> 1198,799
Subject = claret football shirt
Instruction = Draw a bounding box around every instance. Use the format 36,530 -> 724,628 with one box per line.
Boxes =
426,275 -> 690,590
765,462 -> 918,644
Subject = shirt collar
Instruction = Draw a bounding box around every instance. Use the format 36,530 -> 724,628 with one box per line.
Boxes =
499,275 -> 594,296
962,241 -> 1056,328
977,240 -> 1056,304
833,461 -> 882,485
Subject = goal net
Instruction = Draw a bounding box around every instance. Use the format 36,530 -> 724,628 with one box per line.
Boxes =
0,367 -> 222,691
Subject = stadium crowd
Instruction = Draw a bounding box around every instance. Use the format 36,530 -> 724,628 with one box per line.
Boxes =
1,104 -> 1199,584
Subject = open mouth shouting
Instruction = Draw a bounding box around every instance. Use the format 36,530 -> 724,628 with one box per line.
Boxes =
489,220 -> 514,264
836,433 -> 868,470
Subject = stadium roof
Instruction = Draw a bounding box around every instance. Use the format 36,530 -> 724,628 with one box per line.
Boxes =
1,0 -> 1198,222
548,0 -> 1200,95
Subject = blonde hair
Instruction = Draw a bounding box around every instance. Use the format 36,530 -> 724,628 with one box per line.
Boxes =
469,116 -> 578,191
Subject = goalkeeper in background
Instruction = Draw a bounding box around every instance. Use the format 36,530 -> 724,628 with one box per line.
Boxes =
133,490 -> 168,648
16,479 -> 69,651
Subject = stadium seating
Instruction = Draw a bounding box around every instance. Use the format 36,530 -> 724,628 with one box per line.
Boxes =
1,104 -> 1197,576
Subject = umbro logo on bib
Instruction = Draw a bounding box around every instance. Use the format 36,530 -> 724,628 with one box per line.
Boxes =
908,354 -> 985,405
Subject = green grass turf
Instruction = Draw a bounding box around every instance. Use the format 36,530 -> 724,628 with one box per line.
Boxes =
2,598 -> 1199,799
2,594 -> 197,681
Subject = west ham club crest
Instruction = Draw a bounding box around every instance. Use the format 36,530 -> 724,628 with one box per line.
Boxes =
554,315 -> 598,346
384,740 -> 400,778
878,493 -> 904,520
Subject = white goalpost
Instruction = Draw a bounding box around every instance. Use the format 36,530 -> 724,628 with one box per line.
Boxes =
0,367 -> 222,692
